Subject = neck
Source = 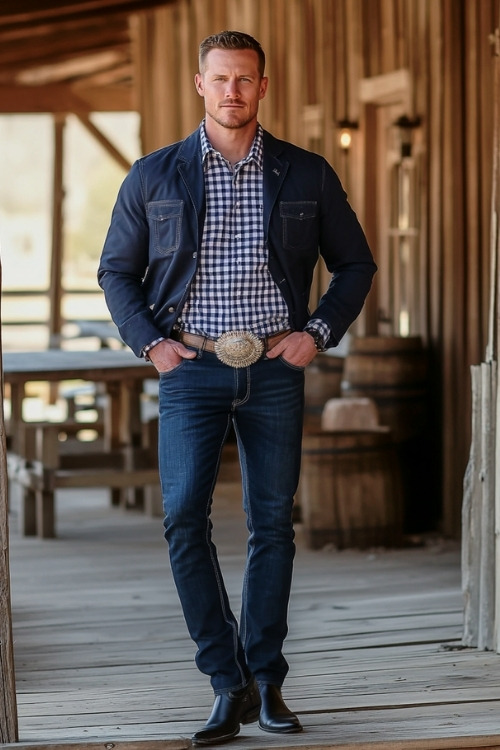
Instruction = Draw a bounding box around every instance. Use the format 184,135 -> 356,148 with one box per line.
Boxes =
204,118 -> 257,165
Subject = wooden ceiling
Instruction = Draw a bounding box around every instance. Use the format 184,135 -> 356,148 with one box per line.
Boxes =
0,0 -> 175,113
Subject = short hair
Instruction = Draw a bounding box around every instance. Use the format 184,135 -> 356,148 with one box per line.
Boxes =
199,30 -> 266,77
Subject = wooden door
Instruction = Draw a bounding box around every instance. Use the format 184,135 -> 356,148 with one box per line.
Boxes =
360,70 -> 425,339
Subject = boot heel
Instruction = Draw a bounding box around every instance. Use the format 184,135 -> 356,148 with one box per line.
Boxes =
241,705 -> 260,725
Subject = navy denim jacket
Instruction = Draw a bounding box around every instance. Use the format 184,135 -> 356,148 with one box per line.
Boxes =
98,128 -> 377,357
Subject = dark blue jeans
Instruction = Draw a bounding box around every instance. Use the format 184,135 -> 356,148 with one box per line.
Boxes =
158,349 -> 304,694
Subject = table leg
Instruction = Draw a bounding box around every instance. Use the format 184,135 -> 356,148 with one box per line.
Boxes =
104,379 -> 146,508
34,426 -> 57,539
12,482 -> 37,537
7,385 -> 39,536
8,384 -> 25,455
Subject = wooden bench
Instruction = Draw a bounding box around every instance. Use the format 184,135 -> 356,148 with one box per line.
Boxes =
8,418 -> 161,538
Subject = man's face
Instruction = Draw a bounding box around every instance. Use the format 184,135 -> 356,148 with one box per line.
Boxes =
195,48 -> 268,131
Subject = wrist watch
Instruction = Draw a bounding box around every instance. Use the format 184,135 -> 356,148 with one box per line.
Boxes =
305,328 -> 325,352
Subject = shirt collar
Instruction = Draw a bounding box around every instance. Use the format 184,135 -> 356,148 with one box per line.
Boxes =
199,120 -> 264,171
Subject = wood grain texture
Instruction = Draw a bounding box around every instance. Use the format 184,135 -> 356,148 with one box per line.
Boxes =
131,0 -> 500,539
0,261 -> 19,743
5,483 -> 500,748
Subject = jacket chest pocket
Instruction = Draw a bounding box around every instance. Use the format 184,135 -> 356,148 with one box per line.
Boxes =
280,201 -> 318,251
147,200 -> 184,255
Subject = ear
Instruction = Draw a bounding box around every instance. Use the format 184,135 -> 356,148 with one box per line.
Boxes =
259,76 -> 269,100
194,73 -> 204,97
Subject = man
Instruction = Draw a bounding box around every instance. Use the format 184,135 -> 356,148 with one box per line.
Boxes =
98,30 -> 376,746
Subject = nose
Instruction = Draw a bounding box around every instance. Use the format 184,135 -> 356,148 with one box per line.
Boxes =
225,79 -> 240,98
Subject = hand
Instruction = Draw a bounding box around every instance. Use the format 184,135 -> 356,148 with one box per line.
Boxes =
265,331 -> 318,368
148,338 -> 197,373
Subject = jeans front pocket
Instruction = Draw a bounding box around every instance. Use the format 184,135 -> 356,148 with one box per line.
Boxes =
147,200 -> 184,255
278,355 -> 305,372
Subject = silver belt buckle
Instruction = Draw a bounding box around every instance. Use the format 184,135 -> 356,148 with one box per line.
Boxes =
214,330 -> 264,368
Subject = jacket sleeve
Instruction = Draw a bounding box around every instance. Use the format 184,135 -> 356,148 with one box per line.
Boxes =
311,160 -> 377,348
97,161 -> 165,357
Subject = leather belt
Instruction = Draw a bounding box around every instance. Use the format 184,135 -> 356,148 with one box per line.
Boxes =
172,329 -> 291,367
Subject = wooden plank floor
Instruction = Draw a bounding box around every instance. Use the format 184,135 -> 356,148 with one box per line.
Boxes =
6,481 -> 500,749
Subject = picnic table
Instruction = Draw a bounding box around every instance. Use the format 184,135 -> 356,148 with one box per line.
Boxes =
3,348 -> 160,538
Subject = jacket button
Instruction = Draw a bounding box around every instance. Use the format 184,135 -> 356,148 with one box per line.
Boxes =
192,252 -> 197,258
168,306 -> 175,313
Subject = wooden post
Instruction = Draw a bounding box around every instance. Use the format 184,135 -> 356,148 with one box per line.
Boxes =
462,365 -> 483,646
463,12 -> 500,653
48,113 -> 66,349
0,257 -> 19,743
492,18 -> 500,655
478,361 -> 496,650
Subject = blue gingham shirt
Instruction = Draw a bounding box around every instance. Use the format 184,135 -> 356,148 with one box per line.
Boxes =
180,121 -> 291,339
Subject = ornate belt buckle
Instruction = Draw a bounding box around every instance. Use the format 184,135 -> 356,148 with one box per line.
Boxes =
214,330 -> 264,368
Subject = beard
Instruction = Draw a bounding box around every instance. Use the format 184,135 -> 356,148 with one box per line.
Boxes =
207,105 -> 256,130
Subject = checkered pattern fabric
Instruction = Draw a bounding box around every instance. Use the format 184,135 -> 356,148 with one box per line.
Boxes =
180,122 -> 291,339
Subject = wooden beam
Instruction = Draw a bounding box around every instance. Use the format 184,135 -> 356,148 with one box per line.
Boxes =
0,83 -> 133,113
359,68 -> 413,112
0,22 -> 130,66
74,84 -> 133,111
15,50 -> 126,85
0,83 -> 84,112
0,259 -> 19,744
72,62 -> 133,88
0,1 -> 177,29
76,113 -> 132,170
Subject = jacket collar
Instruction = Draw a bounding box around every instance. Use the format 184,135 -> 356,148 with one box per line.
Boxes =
176,127 -> 287,166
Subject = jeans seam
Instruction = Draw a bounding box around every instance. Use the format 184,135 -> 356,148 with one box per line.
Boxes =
234,422 -> 251,650
205,418 -> 248,688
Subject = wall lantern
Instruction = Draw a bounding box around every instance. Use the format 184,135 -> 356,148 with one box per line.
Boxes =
393,115 -> 421,158
337,119 -> 358,151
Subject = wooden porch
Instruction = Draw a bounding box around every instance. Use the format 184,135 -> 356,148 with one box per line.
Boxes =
5,480 -> 500,750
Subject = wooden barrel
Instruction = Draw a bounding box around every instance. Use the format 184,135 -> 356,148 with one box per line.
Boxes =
340,336 -> 428,442
304,354 -> 344,432
298,430 -> 403,550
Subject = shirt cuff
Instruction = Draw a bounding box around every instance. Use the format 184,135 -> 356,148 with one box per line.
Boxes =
141,337 -> 165,360
304,319 -> 331,351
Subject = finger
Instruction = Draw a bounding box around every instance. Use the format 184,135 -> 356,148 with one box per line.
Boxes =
268,331 -> 304,356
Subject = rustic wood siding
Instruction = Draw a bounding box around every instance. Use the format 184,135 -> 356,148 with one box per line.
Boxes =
0,261 -> 18,743
132,0 -> 499,538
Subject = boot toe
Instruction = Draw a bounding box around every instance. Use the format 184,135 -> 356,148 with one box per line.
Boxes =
258,683 -> 303,734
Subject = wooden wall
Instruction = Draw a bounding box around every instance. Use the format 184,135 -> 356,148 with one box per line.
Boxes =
132,0 -> 500,538
0,261 -> 18,743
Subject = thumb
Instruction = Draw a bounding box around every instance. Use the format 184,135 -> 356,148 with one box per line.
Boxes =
172,342 -> 198,359
265,342 -> 284,359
